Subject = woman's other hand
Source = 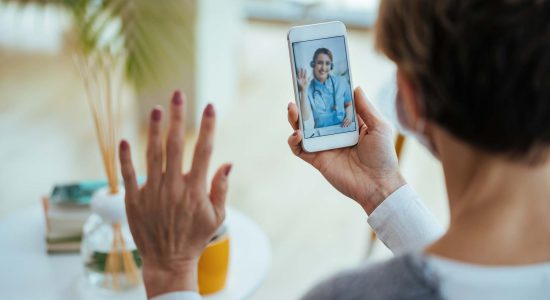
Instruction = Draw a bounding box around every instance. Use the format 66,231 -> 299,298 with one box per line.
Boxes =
287,87 -> 405,214
342,103 -> 353,127
341,116 -> 352,127
119,90 -> 232,298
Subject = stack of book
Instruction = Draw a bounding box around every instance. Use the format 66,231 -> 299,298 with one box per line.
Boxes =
43,180 -> 107,253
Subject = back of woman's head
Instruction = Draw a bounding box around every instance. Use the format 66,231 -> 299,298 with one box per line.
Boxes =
376,0 -> 550,162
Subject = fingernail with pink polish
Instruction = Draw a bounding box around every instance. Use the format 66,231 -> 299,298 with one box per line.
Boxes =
173,90 -> 182,105
205,103 -> 215,117
120,140 -> 129,151
224,164 -> 233,177
151,107 -> 162,122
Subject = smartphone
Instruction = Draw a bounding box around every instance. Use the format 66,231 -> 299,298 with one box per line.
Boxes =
288,21 -> 359,152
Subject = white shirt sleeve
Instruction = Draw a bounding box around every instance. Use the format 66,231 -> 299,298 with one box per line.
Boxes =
151,291 -> 201,300
367,184 -> 445,255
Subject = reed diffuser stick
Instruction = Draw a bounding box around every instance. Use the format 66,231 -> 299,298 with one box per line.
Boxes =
75,51 -> 140,289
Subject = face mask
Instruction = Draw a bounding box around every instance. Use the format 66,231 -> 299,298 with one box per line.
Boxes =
395,90 -> 439,157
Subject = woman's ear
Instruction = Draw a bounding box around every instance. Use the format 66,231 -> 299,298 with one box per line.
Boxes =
396,68 -> 423,129
396,68 -> 440,157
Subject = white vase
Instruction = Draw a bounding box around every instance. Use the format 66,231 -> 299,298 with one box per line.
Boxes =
81,187 -> 141,291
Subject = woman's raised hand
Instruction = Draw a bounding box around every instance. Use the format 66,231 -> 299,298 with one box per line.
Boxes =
297,68 -> 309,91
119,91 -> 232,298
287,87 -> 406,214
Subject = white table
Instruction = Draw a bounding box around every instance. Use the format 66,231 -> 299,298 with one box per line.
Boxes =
303,122 -> 358,138
0,205 -> 271,300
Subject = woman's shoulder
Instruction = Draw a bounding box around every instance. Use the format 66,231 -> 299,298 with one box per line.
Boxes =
301,252 -> 442,300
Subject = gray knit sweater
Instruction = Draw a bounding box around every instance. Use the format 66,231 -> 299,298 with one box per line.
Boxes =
302,253 -> 443,300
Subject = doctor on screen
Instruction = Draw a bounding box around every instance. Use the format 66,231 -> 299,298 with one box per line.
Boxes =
297,47 -> 353,129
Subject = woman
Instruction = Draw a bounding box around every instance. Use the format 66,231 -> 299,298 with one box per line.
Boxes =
297,47 -> 353,128
291,0 -> 550,298
118,0 -> 550,299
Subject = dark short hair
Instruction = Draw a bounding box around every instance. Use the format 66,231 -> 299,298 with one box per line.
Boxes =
312,48 -> 333,63
376,0 -> 550,162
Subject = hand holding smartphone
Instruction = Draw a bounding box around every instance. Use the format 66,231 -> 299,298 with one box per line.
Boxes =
286,22 -> 405,215
288,21 -> 359,152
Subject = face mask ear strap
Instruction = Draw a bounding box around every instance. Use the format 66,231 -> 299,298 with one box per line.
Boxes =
415,118 -> 426,133
412,90 -> 429,132
413,98 -> 439,157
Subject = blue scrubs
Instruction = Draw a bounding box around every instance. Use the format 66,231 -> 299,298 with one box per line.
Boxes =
307,75 -> 352,128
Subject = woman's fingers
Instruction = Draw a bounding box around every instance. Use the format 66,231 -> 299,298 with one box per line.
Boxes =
146,106 -> 163,188
288,130 -> 302,156
342,118 -> 351,127
287,105 -> 315,163
165,91 -> 186,181
354,87 -> 382,128
287,130 -> 315,163
210,163 -> 232,221
299,69 -> 307,84
357,113 -> 366,128
119,140 -> 139,200
190,104 -> 216,187
288,102 -> 300,130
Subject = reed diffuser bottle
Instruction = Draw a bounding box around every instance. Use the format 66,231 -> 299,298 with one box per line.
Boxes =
82,188 -> 141,290
76,51 -> 140,290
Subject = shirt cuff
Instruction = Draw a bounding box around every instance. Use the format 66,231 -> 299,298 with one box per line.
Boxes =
151,291 -> 202,300
367,184 -> 444,255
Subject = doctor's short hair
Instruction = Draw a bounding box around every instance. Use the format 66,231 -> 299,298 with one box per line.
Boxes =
376,0 -> 550,163
312,48 -> 333,63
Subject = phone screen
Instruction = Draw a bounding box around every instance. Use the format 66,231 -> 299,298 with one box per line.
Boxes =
292,36 -> 356,139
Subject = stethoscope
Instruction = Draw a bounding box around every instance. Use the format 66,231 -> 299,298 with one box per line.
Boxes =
312,75 -> 337,113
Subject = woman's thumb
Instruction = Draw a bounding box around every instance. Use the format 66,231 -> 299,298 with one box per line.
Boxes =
354,87 -> 381,128
210,163 -> 232,219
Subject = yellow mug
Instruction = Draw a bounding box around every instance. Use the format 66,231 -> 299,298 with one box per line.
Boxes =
198,232 -> 230,295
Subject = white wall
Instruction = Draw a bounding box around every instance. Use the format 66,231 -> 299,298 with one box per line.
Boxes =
0,2 -> 70,54
195,0 -> 245,127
